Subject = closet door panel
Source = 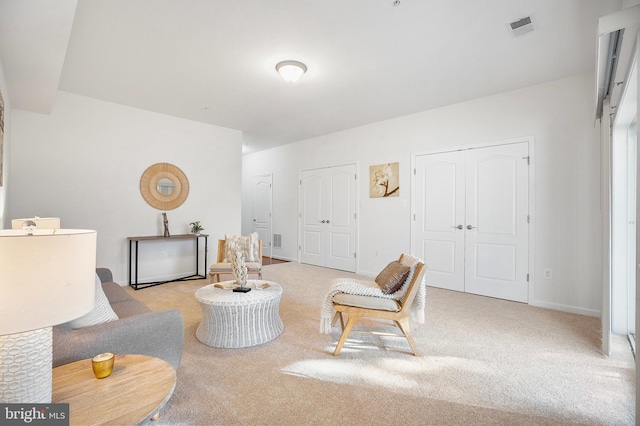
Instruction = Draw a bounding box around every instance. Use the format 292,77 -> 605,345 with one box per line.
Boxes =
464,143 -> 529,303
414,152 -> 465,292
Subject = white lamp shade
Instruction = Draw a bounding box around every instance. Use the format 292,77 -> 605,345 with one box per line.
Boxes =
276,60 -> 307,83
11,217 -> 61,229
0,229 -> 97,335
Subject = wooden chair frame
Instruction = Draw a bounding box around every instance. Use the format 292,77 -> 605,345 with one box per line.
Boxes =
331,255 -> 426,356
209,239 -> 263,282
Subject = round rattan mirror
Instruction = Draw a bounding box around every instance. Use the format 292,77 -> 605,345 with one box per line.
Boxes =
139,163 -> 189,210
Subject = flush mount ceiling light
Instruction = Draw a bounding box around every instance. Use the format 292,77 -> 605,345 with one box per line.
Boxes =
276,60 -> 307,83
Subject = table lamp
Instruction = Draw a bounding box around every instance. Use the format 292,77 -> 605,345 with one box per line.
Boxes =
0,228 -> 97,403
11,217 -> 61,230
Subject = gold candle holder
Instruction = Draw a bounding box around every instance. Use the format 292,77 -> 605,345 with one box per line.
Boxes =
92,352 -> 115,379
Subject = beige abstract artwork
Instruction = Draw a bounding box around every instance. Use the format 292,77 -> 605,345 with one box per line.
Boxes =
369,162 -> 399,198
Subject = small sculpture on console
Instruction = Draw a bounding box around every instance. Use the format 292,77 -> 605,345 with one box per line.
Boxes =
231,245 -> 250,293
162,212 -> 170,237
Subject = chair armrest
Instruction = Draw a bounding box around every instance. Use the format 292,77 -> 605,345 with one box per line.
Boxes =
53,309 -> 184,370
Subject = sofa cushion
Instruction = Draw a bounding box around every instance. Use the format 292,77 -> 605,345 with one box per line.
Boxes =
66,274 -> 119,329
102,281 -> 151,318
101,281 -> 134,304
375,261 -> 410,294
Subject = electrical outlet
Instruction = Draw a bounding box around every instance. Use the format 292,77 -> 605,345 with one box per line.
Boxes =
543,269 -> 552,280
160,251 -> 167,259
168,250 -> 175,258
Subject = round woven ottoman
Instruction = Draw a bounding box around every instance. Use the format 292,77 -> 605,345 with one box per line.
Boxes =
195,280 -> 284,348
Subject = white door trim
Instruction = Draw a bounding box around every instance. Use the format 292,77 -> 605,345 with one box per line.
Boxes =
411,136 -> 536,303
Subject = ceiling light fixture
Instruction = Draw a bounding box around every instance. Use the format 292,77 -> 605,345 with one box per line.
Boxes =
276,60 -> 307,83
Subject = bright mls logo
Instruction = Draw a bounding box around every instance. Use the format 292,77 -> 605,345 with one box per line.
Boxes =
1,404 -> 68,425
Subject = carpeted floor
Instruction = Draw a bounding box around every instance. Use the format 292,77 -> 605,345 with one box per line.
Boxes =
129,262 -> 635,425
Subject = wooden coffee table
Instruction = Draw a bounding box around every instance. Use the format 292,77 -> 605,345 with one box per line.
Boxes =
52,354 -> 176,425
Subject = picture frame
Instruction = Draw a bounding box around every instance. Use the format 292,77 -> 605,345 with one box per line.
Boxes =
369,162 -> 399,198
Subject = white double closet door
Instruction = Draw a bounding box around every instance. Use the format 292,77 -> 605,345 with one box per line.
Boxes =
413,142 -> 529,303
299,164 -> 357,272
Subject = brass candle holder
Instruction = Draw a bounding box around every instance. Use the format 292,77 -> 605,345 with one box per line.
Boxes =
92,352 -> 115,379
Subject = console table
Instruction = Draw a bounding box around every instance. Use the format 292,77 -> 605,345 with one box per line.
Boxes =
128,234 -> 208,290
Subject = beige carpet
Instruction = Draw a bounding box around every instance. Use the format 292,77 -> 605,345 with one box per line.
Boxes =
129,262 -> 635,425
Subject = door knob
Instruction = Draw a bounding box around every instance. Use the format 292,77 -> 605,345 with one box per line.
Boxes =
467,225 -> 476,230
326,220 -> 330,224
451,225 -> 463,229
321,220 -> 326,223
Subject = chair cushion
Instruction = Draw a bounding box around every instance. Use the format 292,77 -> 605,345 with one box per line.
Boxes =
210,262 -> 262,272
223,233 -> 259,262
375,261 -> 410,294
333,293 -> 401,312
66,274 -> 119,329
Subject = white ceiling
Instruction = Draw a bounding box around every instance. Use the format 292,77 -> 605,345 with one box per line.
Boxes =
0,0 -> 624,154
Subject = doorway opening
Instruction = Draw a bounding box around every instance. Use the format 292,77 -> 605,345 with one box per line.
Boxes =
611,56 -> 637,354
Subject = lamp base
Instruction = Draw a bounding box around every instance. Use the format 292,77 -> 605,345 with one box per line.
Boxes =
0,327 -> 52,403
233,286 -> 251,293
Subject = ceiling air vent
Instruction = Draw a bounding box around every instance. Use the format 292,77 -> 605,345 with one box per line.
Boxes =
508,15 -> 535,37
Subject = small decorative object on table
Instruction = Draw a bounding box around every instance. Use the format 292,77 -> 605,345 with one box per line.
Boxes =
231,246 -> 251,293
162,212 -> 170,237
190,221 -> 204,235
92,352 -> 115,379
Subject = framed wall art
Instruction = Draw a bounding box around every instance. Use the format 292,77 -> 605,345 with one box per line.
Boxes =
369,162 -> 399,198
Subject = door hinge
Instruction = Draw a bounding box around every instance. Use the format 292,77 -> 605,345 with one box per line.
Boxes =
522,156 -> 530,165
354,213 -> 357,219
298,245 -> 301,251
526,273 -> 529,282
527,215 -> 530,223
414,168 -> 416,175
300,179 -> 302,185
413,213 -> 416,220
354,252 -> 357,258
298,212 -> 302,218
354,174 -> 357,180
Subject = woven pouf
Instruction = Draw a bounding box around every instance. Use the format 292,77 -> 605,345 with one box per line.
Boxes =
195,281 -> 284,348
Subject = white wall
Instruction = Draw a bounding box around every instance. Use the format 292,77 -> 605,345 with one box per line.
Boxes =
243,72 -> 602,316
0,57 -> 10,229
10,91 -> 243,283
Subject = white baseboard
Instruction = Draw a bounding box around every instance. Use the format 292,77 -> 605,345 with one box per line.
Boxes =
265,256 -> 297,263
529,299 -> 601,317
356,269 -> 376,278
126,271 -> 204,287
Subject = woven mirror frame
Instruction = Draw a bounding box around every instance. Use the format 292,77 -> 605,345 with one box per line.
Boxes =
139,163 -> 189,210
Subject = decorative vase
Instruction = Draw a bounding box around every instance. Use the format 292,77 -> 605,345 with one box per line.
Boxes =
231,247 -> 250,293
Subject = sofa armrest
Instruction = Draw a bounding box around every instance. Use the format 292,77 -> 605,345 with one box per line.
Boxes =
96,267 -> 113,283
53,308 -> 184,370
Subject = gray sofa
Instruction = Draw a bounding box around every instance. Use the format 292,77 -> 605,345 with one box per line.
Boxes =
52,268 -> 184,370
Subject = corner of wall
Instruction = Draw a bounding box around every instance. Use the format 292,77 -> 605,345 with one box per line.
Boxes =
0,56 -> 9,230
